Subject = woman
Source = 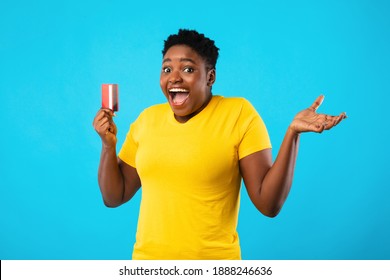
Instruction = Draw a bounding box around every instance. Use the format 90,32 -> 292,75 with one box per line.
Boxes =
92,29 -> 347,260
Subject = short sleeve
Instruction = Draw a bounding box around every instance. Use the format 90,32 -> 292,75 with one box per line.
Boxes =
238,99 -> 272,160
118,122 -> 138,168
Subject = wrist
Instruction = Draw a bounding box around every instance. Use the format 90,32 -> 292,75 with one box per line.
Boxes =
287,125 -> 300,137
102,143 -> 117,151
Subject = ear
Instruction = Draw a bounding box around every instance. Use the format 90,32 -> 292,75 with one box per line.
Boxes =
207,69 -> 216,87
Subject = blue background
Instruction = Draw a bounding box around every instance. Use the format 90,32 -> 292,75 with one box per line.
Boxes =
1,0 -> 389,260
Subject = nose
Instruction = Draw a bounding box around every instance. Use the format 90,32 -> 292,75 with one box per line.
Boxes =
169,69 -> 183,84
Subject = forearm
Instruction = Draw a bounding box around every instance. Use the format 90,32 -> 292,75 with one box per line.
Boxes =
98,145 -> 125,207
260,127 -> 300,216
248,95 -> 346,216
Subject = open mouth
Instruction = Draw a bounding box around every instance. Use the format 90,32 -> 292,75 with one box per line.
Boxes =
168,88 -> 190,106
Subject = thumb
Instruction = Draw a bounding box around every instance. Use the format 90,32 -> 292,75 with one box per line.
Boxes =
310,95 -> 324,111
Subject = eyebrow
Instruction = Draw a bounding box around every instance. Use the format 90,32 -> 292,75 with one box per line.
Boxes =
162,58 -> 197,65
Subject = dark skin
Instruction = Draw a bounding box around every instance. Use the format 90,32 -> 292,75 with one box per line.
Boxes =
93,44 -> 347,216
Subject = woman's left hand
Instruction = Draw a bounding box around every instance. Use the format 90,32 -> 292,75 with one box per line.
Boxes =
289,95 -> 347,134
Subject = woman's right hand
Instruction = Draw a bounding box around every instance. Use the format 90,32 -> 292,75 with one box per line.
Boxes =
92,109 -> 118,147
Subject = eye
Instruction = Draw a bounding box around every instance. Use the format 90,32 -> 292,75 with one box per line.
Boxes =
183,67 -> 194,73
162,67 -> 171,73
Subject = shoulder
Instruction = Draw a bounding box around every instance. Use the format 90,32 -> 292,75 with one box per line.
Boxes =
214,95 -> 258,115
136,103 -> 170,122
141,102 -> 170,115
215,95 -> 253,106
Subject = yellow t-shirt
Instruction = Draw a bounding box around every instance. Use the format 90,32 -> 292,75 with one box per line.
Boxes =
118,95 -> 271,260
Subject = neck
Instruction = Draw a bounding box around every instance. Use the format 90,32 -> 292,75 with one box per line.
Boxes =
174,93 -> 213,123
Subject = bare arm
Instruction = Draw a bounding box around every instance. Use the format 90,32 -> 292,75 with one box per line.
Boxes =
240,95 -> 347,217
93,109 -> 141,207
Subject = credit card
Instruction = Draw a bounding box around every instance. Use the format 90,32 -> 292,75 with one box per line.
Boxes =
102,84 -> 119,111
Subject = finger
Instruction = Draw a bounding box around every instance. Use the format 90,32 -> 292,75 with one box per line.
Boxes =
310,95 -> 325,111
308,121 -> 325,133
104,118 -> 117,134
323,122 -> 330,130
325,112 -> 347,129
97,108 -> 114,118
100,108 -> 116,117
92,110 -> 107,126
331,116 -> 339,128
95,118 -> 114,136
106,124 -> 113,135
106,123 -> 117,136
98,111 -> 115,125
319,122 -> 326,133
317,114 -> 330,129
93,108 -> 118,137
93,109 -> 115,128
334,113 -> 347,126
333,116 -> 342,126
109,121 -> 117,134
100,117 -> 111,129
336,113 -> 346,125
94,115 -> 110,129
324,115 -> 338,130
98,122 -> 111,135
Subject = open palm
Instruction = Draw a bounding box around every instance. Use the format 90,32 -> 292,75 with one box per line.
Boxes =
290,95 -> 347,134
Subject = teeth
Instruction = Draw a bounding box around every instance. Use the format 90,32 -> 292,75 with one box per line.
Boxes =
169,88 -> 189,93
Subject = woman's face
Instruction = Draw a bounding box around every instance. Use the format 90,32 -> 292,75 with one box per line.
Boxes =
160,44 -> 215,123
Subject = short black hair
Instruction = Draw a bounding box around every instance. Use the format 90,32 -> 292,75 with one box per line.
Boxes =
162,29 -> 219,69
